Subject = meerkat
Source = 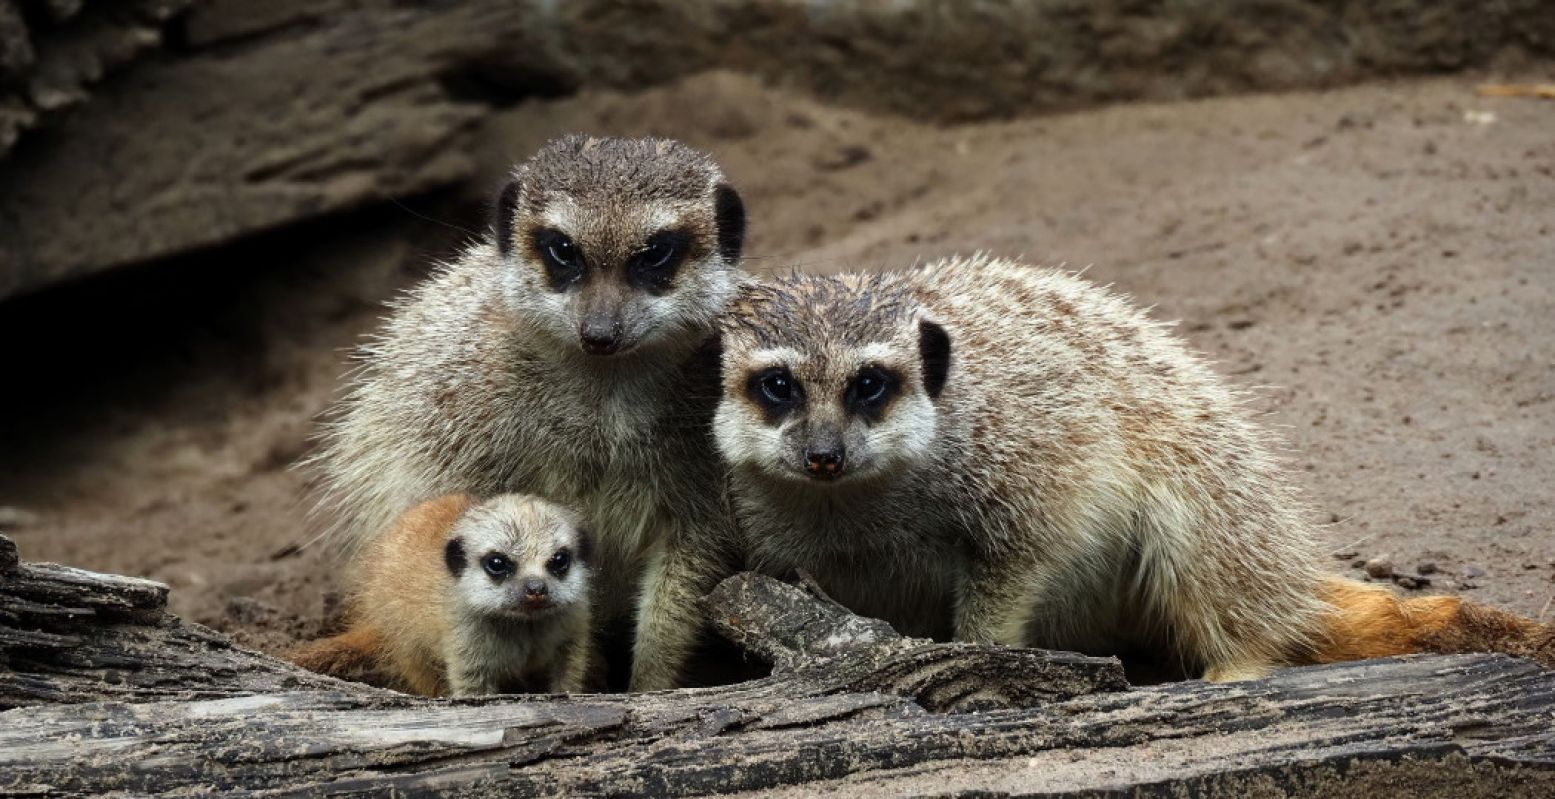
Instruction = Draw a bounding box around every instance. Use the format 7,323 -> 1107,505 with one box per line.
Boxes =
308,136 -> 745,691
290,493 -> 593,696
710,256 -> 1554,682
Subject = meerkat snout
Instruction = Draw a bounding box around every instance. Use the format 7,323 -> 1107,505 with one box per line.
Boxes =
802,425 -> 846,479
464,546 -> 556,612
578,314 -> 624,356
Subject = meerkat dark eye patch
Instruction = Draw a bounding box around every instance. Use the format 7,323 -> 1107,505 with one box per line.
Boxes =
444,537 -> 467,577
746,367 -> 803,421
918,319 -> 952,399
629,229 -> 692,292
547,548 -> 572,578
845,366 -> 900,420
713,183 -> 746,264
574,527 -> 594,564
534,228 -> 584,290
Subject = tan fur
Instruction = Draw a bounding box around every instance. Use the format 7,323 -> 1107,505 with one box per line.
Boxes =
288,493 -> 593,697
289,626 -> 383,685
307,136 -> 748,691
1312,578 -> 1555,667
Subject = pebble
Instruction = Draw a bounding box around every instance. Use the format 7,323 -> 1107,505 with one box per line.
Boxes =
1363,556 -> 1394,580
1417,562 -> 1438,575
0,506 -> 40,528
1463,564 -> 1486,579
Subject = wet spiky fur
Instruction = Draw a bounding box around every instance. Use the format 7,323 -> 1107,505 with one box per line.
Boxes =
307,136 -> 746,691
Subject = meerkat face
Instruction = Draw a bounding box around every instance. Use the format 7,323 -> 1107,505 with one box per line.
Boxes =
443,495 -> 592,620
493,136 -> 746,359
715,275 -> 952,487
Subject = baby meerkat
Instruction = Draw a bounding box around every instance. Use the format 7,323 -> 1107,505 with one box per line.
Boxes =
291,493 -> 593,697
309,136 -> 747,691
712,256 -> 1554,681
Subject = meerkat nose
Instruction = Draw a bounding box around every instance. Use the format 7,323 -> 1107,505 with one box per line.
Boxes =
804,448 -> 846,478
579,318 -> 623,355
580,332 -> 620,355
523,579 -> 549,598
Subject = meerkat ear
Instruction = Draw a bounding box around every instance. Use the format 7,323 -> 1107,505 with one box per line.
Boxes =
918,318 -> 951,399
573,526 -> 594,564
494,177 -> 522,257
444,536 -> 467,576
713,183 -> 746,264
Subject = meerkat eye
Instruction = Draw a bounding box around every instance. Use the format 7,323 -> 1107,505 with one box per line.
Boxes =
852,369 -> 892,405
640,238 -> 677,270
481,553 -> 514,579
846,367 -> 899,418
546,548 -> 572,577
534,228 -> 584,288
749,368 -> 800,410
630,230 -> 690,290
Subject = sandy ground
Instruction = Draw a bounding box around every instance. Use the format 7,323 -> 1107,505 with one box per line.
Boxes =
1,71 -> 1551,659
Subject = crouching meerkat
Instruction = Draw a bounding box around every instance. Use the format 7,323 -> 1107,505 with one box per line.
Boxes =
710,256 -> 1554,681
309,136 -> 747,691
291,493 -> 593,696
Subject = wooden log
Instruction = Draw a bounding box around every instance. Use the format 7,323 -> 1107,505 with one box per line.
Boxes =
0,534 -> 369,707
2,534 -> 1554,797
706,571 -> 1130,711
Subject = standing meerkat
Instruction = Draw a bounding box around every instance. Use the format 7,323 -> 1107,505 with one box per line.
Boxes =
309,136 -> 746,691
710,256 -> 1554,681
291,493 -> 593,696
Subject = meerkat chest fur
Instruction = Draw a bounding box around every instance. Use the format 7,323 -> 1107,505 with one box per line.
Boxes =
733,453 -> 978,639
445,613 -> 580,689
456,299 -> 719,616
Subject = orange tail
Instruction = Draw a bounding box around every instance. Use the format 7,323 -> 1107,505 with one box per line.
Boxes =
288,625 -> 384,681
1313,577 -> 1554,667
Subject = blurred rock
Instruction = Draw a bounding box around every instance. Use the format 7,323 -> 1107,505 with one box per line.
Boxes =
0,0 -> 192,153
0,506 -> 39,528
2,0 -> 1553,300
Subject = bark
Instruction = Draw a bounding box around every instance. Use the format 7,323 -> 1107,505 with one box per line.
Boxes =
2,533 -> 1553,797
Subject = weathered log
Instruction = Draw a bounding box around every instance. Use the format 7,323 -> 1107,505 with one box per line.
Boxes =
2,533 -> 1554,797
706,570 -> 1130,711
0,534 -> 368,707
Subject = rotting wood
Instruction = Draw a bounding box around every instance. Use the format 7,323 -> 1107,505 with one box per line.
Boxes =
2,533 -> 1553,797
